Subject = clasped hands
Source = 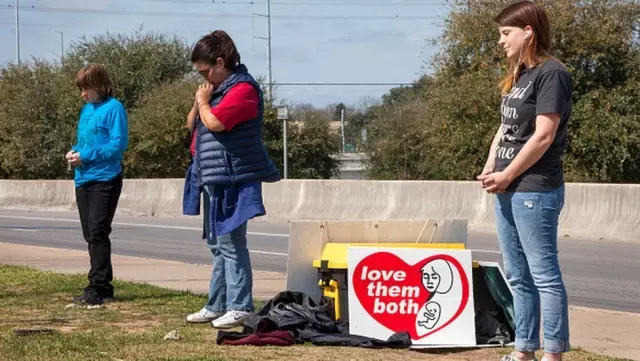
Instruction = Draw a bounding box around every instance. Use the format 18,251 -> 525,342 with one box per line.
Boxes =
476,167 -> 512,194
65,150 -> 82,167
195,82 -> 213,107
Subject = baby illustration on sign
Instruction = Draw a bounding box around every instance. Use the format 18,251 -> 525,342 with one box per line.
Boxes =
415,258 -> 457,336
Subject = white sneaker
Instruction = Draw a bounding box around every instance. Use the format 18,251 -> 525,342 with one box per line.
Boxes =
211,310 -> 250,329
185,308 -> 223,323
500,353 -> 538,361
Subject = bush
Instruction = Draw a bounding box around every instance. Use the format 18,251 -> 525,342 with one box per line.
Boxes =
0,30 -> 341,180
0,62 -> 80,179
124,76 -> 200,178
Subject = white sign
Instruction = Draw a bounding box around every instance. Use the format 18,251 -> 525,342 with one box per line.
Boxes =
347,247 -> 476,346
276,106 -> 289,120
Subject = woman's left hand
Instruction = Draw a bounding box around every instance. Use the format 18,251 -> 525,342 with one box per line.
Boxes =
477,171 -> 511,193
196,83 -> 213,106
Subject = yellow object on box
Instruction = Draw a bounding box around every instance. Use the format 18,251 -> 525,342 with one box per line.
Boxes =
317,278 -> 341,320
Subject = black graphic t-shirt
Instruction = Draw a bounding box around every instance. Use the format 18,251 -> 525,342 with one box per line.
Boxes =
494,58 -> 573,192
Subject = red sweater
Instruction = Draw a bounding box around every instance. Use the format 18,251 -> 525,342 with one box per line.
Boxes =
190,82 -> 260,156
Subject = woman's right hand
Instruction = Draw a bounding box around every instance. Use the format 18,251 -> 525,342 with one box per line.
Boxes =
479,163 -> 495,177
477,162 -> 507,193
477,162 -> 495,189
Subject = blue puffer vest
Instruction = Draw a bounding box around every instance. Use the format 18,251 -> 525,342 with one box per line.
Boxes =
195,64 -> 281,186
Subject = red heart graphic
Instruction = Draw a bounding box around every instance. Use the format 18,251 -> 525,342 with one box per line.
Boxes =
351,252 -> 470,341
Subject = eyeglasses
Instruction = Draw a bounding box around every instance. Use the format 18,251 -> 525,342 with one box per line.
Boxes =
198,67 -> 211,78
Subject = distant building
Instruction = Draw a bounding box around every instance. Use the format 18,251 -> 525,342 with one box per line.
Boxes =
332,152 -> 367,180
289,119 -> 367,179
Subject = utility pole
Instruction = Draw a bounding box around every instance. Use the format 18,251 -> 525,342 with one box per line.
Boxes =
15,0 -> 20,65
340,108 -> 346,153
55,31 -> 64,60
253,0 -> 273,102
254,0 -> 283,177
283,113 -> 287,179
266,0 -> 273,102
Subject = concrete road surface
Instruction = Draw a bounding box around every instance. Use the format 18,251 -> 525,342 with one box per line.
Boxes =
0,210 -> 638,313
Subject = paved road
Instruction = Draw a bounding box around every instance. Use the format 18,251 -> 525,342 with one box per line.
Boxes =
1,210 -> 639,313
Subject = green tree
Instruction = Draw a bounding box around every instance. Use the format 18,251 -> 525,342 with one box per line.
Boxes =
333,102 -> 346,121
364,92 -> 435,180
263,97 -> 341,179
365,0 -> 640,182
286,116 -> 341,179
566,81 -> 640,182
343,110 -> 368,152
124,75 -> 200,178
61,29 -> 193,110
0,62 -> 81,179
290,103 -> 331,123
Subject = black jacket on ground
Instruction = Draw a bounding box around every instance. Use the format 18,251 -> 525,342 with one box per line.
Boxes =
216,291 -> 412,348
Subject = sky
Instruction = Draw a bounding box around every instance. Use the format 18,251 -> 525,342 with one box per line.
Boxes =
0,0 -> 451,108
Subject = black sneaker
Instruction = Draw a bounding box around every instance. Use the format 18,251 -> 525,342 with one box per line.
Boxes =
73,292 -> 116,304
81,291 -> 104,306
73,291 -> 104,306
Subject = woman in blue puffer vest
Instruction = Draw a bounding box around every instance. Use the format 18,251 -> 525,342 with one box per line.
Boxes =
182,30 -> 280,329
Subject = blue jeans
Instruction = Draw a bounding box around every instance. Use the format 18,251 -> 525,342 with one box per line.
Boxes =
202,187 -> 254,313
494,186 -> 570,354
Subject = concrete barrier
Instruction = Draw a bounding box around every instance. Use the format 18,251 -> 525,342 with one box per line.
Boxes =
0,179 -> 638,243
0,179 -> 184,217
0,180 -> 76,212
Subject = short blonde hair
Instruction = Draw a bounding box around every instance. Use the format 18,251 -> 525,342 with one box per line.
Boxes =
75,63 -> 113,98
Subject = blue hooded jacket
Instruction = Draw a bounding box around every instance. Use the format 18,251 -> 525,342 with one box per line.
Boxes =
72,97 -> 128,187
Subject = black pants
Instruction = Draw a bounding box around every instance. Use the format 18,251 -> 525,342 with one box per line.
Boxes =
75,173 -> 122,298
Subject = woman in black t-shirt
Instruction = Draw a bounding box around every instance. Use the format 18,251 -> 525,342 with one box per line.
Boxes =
477,2 -> 572,361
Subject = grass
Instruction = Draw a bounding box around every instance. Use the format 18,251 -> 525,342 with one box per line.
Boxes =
0,264 -> 634,361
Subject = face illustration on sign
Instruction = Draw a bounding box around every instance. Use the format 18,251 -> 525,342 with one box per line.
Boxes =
351,252 -> 470,341
421,259 -> 453,294
423,266 -> 440,292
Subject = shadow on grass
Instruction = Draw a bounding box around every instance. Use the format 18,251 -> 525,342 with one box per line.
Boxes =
412,345 -> 510,355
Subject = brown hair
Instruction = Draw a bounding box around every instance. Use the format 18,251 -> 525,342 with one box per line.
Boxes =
494,1 -> 552,94
75,63 -> 113,98
190,30 -> 241,70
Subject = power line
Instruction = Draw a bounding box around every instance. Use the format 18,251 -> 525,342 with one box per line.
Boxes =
0,21 -> 442,34
0,21 -> 136,30
0,6 -> 248,18
276,82 -> 414,86
105,0 -> 446,6
23,0 -> 445,6
0,5 -> 440,20
15,0 -> 19,65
